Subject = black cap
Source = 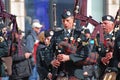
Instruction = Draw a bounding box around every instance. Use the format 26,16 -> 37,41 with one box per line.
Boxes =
102,15 -> 114,22
61,9 -> 73,19
44,30 -> 54,37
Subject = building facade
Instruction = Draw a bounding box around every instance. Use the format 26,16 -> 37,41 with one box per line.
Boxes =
2,0 -> 120,32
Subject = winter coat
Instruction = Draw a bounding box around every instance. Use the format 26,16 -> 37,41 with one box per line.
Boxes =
10,40 -> 32,79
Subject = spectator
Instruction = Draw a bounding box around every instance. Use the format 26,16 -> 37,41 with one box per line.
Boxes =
25,19 -> 43,80
9,30 -> 32,80
36,30 -> 55,80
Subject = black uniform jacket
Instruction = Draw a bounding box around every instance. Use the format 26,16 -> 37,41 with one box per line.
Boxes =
36,42 -> 54,80
52,29 -> 89,79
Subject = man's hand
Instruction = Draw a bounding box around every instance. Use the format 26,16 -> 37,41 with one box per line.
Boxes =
51,59 -> 60,68
47,72 -> 52,80
24,53 -> 32,59
101,57 -> 109,65
57,54 -> 70,62
105,52 -> 113,59
101,52 -> 113,65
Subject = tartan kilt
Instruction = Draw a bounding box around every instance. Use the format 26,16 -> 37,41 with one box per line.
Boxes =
85,52 -> 99,64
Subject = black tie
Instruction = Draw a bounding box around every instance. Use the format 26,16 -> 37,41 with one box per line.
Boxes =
66,30 -> 70,37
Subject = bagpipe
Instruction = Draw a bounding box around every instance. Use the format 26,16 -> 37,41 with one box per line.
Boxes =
0,0 -> 19,54
0,0 -> 20,76
58,40 -> 77,55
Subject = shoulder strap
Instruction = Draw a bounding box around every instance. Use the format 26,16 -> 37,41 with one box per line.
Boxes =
30,33 -> 36,42
25,32 -> 36,43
